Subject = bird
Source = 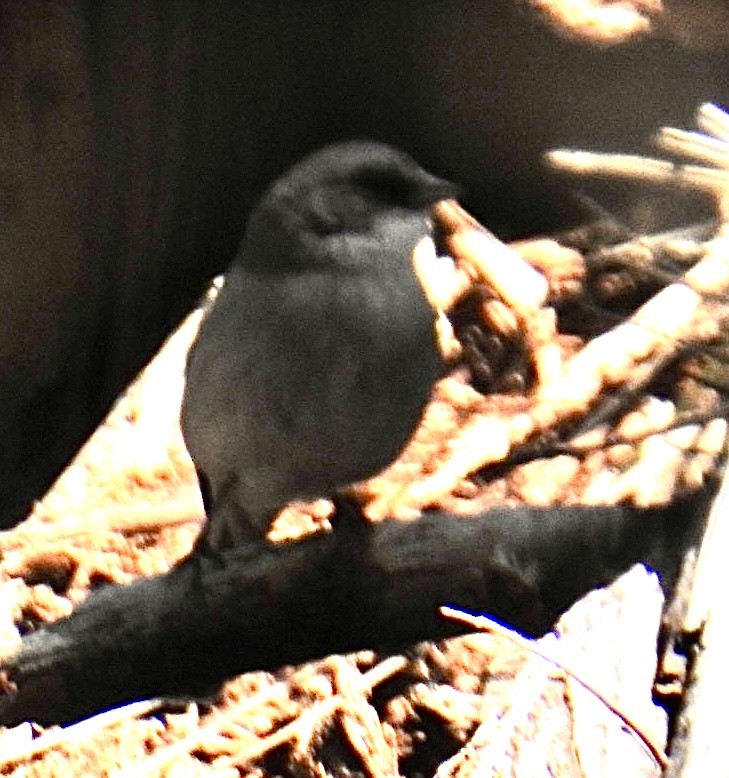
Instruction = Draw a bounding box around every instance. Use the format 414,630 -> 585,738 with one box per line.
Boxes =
180,141 -> 458,551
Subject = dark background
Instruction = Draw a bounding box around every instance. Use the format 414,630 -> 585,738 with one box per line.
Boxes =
1,0 -> 727,527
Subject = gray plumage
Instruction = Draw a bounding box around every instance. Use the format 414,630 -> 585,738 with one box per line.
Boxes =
181,141 -> 457,550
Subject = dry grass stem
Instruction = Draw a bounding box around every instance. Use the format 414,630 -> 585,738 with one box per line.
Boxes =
655,127 -> 729,170
697,102 -> 729,143
546,149 -> 729,192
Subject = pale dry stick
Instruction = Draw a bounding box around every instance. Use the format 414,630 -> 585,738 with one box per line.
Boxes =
116,656 -> 408,777
433,198 -> 483,234
514,411 -> 724,503
435,200 -> 550,314
526,306 -> 564,387
411,235 -> 471,313
510,237 -> 586,294
434,199 -> 561,387
410,233 -> 470,361
440,606 -> 668,769
366,279 -> 720,518
0,698 -> 165,769
539,282 -> 719,404
322,657 -> 399,778
0,499 -> 205,551
696,103 -> 729,144
408,680 -> 493,733
683,235 -> 729,293
362,413 -> 515,521
112,682 -> 292,778
218,655 -> 409,771
546,150 -> 729,192
694,417 -> 729,455
655,127 -> 729,171
596,432 -> 687,506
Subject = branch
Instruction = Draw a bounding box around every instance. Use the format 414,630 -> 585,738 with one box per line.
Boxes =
0,496 -> 706,726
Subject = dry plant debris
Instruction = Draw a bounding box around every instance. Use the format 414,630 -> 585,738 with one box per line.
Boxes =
523,0 -> 729,50
524,0 -> 662,45
0,104 -> 728,776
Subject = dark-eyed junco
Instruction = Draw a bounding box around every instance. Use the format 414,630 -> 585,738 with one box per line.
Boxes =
181,141 -> 458,550
0,146 -> 711,730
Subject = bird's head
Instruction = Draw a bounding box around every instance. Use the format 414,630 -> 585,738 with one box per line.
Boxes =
267,141 -> 459,235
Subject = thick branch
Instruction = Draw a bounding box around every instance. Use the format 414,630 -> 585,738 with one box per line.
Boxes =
0,497 -> 705,725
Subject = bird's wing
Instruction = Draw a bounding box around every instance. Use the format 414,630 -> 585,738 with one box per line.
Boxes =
182,227 -> 438,527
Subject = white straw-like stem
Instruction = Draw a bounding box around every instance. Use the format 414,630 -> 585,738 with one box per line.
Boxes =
656,127 -> 729,170
696,103 -> 729,143
545,149 -> 729,191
